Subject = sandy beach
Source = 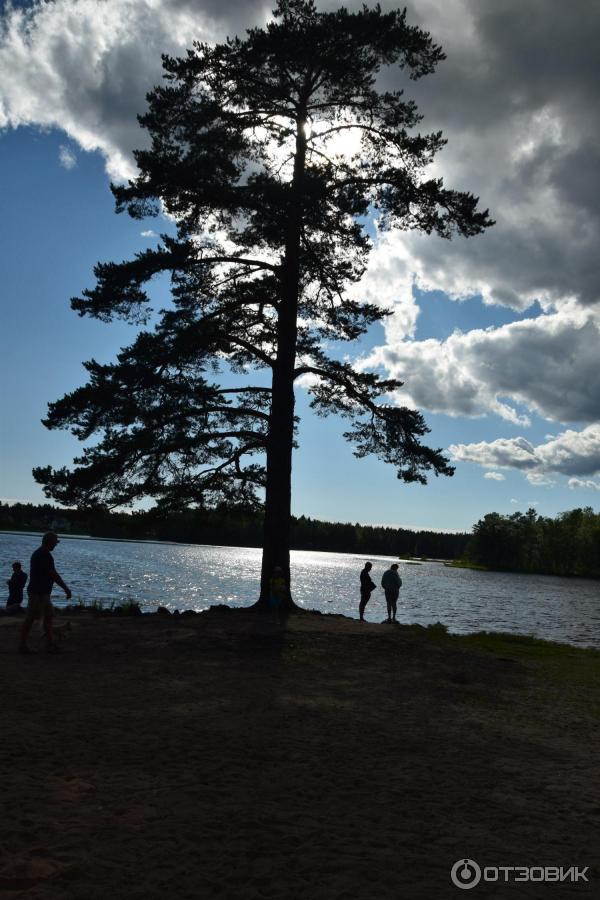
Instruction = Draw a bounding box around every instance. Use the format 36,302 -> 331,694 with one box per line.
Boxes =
1,606 -> 599,899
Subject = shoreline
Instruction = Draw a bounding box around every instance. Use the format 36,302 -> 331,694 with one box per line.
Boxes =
0,528 -> 463,556
2,601 -> 600,651
446,557 -> 600,580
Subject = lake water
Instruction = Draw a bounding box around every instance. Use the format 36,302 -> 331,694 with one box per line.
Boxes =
2,531 -> 599,648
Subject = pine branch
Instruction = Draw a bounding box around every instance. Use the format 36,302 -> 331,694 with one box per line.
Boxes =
227,336 -> 276,368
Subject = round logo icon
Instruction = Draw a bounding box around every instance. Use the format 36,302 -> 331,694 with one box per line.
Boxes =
451,859 -> 482,890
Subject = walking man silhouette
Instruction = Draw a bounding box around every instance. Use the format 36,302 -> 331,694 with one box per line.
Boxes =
19,532 -> 72,654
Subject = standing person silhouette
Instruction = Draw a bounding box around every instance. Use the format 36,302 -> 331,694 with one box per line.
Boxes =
359,562 -> 376,621
19,532 -> 72,654
6,561 -> 27,610
381,563 -> 402,623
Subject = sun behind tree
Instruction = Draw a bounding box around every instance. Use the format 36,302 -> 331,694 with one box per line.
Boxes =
34,0 -> 493,609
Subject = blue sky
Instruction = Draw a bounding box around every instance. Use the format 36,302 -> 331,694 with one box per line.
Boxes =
1,0 -> 599,532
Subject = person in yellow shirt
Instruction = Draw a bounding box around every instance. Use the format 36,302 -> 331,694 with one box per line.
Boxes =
269,566 -> 287,623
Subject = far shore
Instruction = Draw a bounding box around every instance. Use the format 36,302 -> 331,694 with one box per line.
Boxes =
0,529 -> 449,560
4,529 -> 600,582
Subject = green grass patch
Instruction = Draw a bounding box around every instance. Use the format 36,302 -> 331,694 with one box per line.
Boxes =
444,559 -> 489,571
70,597 -> 139,614
458,629 -> 598,660
456,630 -> 600,717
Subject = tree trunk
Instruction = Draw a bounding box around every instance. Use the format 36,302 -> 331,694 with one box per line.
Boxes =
256,112 -> 308,611
258,355 -> 297,609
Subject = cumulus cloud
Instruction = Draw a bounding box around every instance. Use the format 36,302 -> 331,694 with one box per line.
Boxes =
362,304 -> 600,425
349,0 -> 600,442
140,229 -> 157,237
1,0 -> 598,312
58,144 -> 76,169
2,0 -> 600,440
449,424 -> 600,481
395,0 -> 600,311
483,472 -> 504,481
348,228 -> 420,341
451,436 -> 537,470
525,472 -> 555,488
568,478 -> 600,493
0,0 -> 266,181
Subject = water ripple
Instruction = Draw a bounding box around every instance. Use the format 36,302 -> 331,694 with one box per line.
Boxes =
2,533 -> 599,647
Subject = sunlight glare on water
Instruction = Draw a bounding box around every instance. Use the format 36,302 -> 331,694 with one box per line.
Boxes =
1,533 -> 599,647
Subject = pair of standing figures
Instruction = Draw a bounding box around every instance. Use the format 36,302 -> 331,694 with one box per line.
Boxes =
359,562 -> 402,623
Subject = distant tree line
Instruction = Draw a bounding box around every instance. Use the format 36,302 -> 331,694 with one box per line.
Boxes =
465,507 -> 600,577
3,502 -> 597,575
0,501 -> 467,559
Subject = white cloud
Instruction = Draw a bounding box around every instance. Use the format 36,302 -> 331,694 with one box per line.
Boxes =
58,144 -> 76,169
525,472 -> 555,487
2,0 -> 600,440
395,0 -> 600,312
349,229 -> 420,341
361,304 -> 600,425
484,471 -> 505,481
449,424 -> 600,481
451,436 -> 537,469
0,0 -> 266,181
352,0 -> 600,439
568,478 -> 600,492
0,0 -> 598,313
140,229 -> 157,237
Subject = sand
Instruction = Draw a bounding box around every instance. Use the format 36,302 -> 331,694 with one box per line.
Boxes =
1,606 -> 599,899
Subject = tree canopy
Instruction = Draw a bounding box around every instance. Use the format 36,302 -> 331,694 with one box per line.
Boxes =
466,507 -> 600,577
35,0 -> 493,605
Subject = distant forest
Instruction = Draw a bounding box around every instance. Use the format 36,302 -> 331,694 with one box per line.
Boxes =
465,507 -> 600,578
2,502 -> 598,577
0,501 -> 467,559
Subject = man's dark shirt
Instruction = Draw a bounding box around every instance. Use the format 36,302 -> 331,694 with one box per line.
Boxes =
29,547 -> 56,594
7,570 -> 27,605
360,568 -> 376,597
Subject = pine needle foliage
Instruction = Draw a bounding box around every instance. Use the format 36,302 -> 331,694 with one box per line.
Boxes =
34,1 -> 493,605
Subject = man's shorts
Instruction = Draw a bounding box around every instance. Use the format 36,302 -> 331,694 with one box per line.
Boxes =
26,592 -> 53,618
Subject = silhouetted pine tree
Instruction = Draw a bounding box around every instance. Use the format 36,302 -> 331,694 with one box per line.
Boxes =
34,1 -> 492,608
